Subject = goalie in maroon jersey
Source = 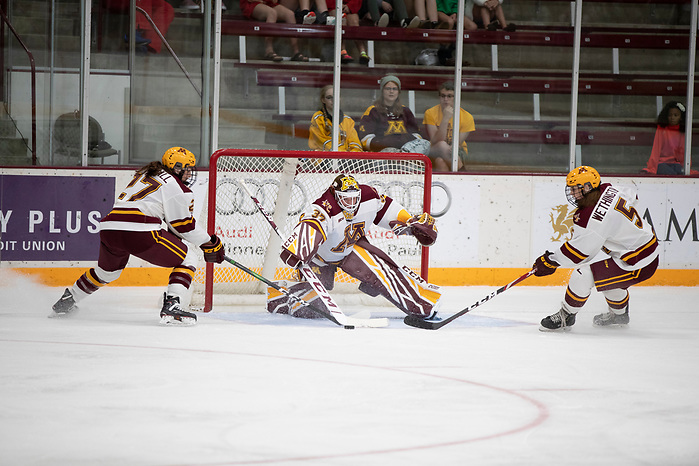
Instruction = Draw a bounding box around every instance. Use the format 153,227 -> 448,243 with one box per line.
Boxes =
50,147 -> 224,326
268,174 -> 442,320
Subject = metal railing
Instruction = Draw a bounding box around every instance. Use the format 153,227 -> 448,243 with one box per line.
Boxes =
0,5 -> 36,165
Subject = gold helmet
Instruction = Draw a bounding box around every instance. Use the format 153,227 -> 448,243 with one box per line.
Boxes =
331,174 -> 361,215
162,147 -> 196,186
565,165 -> 600,206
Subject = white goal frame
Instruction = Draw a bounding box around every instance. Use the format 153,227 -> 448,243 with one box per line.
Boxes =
198,149 -> 433,312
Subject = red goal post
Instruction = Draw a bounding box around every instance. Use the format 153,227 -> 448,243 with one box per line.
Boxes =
194,149 -> 432,312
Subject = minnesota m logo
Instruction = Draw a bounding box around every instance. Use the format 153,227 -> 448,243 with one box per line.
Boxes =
385,121 -> 407,135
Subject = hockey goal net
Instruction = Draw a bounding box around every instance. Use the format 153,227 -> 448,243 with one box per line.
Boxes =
192,149 -> 432,312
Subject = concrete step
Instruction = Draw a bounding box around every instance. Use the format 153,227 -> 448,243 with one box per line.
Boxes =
0,117 -> 17,138
0,136 -> 31,165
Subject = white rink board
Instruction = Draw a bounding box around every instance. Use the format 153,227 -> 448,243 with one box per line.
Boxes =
425,174 -> 698,269
2,169 -> 698,270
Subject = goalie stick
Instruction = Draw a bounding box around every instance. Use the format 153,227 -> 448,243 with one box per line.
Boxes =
238,179 -> 389,329
403,270 -> 535,330
221,255 -> 345,327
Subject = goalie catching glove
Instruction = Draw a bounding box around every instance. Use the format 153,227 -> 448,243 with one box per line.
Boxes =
200,235 -> 224,263
533,251 -> 559,276
390,212 -> 438,246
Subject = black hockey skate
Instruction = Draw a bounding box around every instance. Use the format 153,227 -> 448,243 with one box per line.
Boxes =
160,294 -> 197,326
540,308 -> 576,332
593,308 -> 629,327
50,288 -> 78,318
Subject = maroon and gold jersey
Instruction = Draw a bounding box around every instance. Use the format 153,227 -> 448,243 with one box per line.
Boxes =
284,183 -> 412,265
100,170 -> 210,246
550,183 -> 658,271
357,105 -> 423,151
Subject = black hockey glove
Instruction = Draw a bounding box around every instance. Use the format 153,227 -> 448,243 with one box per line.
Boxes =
201,235 -> 224,263
533,251 -> 559,277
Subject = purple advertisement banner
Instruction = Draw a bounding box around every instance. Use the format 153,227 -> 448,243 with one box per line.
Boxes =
0,175 -> 115,261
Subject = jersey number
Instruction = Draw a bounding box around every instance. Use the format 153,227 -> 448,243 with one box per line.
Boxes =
118,175 -> 163,202
614,198 -> 643,228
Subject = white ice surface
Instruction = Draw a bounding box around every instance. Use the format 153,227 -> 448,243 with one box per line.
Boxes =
1,271 -> 698,466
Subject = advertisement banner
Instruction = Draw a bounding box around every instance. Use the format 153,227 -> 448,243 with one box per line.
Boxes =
0,175 -> 115,261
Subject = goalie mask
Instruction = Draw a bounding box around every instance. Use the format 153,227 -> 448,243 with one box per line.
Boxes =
331,174 -> 361,216
565,165 -> 600,206
162,146 -> 197,187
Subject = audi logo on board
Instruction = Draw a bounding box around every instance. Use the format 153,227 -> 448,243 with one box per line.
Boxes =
216,178 -> 451,218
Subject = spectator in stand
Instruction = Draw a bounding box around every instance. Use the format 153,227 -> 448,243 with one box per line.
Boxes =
309,85 -> 363,151
240,0 -> 310,61
413,0 -> 439,28
282,0 -> 330,24
178,0 -> 228,11
105,0 -> 175,54
327,0 -> 372,64
423,80 -> 475,171
473,0 -> 516,32
357,75 -> 430,154
435,0 -> 477,30
433,0 -> 477,65
642,101 -> 698,175
360,0 -> 420,28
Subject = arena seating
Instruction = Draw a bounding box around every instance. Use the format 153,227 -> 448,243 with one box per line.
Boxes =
220,19 -> 691,49
255,69 -> 692,96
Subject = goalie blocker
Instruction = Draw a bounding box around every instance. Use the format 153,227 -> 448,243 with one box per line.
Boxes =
272,174 -> 442,320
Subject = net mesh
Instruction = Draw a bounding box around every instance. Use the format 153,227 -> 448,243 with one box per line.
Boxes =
191,150 -> 430,310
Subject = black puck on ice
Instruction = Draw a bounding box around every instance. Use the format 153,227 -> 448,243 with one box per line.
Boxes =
344,325 -> 355,329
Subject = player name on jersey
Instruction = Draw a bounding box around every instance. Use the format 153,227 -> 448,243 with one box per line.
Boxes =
591,186 -> 619,222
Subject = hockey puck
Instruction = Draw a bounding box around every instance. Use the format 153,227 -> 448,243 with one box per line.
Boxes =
344,325 -> 355,329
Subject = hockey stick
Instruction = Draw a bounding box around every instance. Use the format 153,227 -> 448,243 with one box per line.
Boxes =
238,179 -> 389,329
403,270 -> 535,330
222,255 -> 345,327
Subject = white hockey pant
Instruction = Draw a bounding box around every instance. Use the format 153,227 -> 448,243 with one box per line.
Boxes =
563,265 -> 628,314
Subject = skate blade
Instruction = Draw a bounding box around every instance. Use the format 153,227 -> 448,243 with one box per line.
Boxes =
593,322 -> 629,328
48,307 -> 78,319
538,325 -> 572,332
159,315 -> 197,326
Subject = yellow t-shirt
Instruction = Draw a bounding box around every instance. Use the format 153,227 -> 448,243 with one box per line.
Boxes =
423,105 -> 475,153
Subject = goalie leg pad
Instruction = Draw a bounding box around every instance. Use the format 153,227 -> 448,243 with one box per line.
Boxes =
266,281 -> 326,319
341,237 -> 442,317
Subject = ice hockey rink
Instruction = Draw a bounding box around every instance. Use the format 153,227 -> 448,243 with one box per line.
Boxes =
1,272 -> 698,466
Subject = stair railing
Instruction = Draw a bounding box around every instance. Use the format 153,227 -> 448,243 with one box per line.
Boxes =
135,6 -> 202,98
0,6 -> 37,165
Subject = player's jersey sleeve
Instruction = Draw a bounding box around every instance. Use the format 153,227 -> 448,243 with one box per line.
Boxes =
371,190 -> 412,230
550,184 -> 658,270
160,177 -> 211,246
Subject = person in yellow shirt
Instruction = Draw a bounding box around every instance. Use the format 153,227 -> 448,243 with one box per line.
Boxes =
309,84 -> 363,152
423,81 -> 475,171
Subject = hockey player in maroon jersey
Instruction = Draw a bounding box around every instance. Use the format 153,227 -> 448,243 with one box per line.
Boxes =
532,166 -> 659,331
268,174 -> 442,320
50,147 -> 224,326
